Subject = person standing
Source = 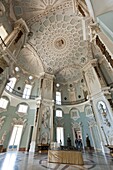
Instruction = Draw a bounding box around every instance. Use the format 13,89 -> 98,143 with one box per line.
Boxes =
86,134 -> 91,148
75,138 -> 78,149
78,135 -> 83,150
60,139 -> 62,146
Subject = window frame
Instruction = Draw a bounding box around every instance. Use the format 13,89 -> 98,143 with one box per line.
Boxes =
6,77 -> 17,92
56,109 -> 63,117
56,91 -> 61,105
22,84 -> 32,99
0,97 -> 9,111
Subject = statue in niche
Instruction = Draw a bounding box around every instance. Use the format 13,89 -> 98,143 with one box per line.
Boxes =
100,103 -> 107,117
39,107 -> 50,144
40,132 -> 48,144
98,101 -> 111,128
41,107 -> 50,128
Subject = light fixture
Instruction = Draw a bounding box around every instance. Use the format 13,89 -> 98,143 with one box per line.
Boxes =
29,76 -> 33,80
56,83 -> 60,87
15,67 -> 19,72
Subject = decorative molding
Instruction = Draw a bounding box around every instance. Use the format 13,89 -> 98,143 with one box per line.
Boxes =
71,121 -> 82,131
70,108 -> 80,120
16,111 -> 27,118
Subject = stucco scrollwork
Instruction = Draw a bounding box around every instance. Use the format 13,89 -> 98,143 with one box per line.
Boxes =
0,131 -> 6,144
0,2 -> 5,16
11,118 -> 27,127
55,117 -> 64,127
71,122 -> 81,130
86,68 -> 95,83
0,116 -> 6,130
87,118 -> 96,127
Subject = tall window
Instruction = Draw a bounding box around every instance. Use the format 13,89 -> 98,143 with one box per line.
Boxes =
56,127 -> 64,145
23,84 -> 32,99
6,77 -> 17,92
0,98 -> 9,109
0,25 -> 8,42
56,91 -> 61,105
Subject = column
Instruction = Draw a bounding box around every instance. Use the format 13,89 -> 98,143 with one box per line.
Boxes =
83,59 -> 113,149
37,73 -> 54,144
29,75 -> 43,153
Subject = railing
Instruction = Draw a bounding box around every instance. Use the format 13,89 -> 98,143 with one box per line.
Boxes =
5,85 -> 38,100
5,85 -> 88,104
55,98 -> 87,105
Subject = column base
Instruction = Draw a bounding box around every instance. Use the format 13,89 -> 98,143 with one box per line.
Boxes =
29,141 -> 36,153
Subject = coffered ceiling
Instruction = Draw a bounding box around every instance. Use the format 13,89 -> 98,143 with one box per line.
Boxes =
10,0 -> 92,83
1,0 -> 113,83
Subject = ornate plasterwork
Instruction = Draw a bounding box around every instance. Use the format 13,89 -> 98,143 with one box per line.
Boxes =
28,8 -> 92,83
86,68 -> 95,84
0,2 -> 5,16
11,118 -> 27,127
71,122 -> 81,131
11,1 -> 73,25
5,0 -> 93,83
17,44 -> 44,76
0,116 -> 6,130
0,131 -> 6,144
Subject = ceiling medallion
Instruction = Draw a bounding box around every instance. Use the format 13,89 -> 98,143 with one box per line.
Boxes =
54,37 -> 66,50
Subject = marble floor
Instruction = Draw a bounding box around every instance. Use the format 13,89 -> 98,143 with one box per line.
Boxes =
0,150 -> 113,170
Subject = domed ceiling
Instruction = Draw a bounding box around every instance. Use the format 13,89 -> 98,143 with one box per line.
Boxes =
9,0 -> 93,83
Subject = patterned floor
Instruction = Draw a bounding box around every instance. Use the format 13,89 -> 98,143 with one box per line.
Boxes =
0,151 -> 113,170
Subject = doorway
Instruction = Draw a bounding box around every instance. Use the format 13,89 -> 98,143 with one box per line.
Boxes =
8,125 -> 23,151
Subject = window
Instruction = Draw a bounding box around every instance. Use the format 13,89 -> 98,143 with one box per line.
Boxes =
56,91 -> 61,105
0,25 -> 8,42
56,127 -> 64,145
0,98 -> 9,109
56,110 -> 62,117
23,84 -> 32,99
18,104 -> 28,113
6,77 -> 17,92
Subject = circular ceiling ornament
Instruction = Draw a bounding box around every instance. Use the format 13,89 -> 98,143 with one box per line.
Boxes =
54,37 -> 66,50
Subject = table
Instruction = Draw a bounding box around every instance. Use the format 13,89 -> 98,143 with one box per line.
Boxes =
38,144 -> 49,153
48,150 -> 84,165
106,145 -> 113,157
